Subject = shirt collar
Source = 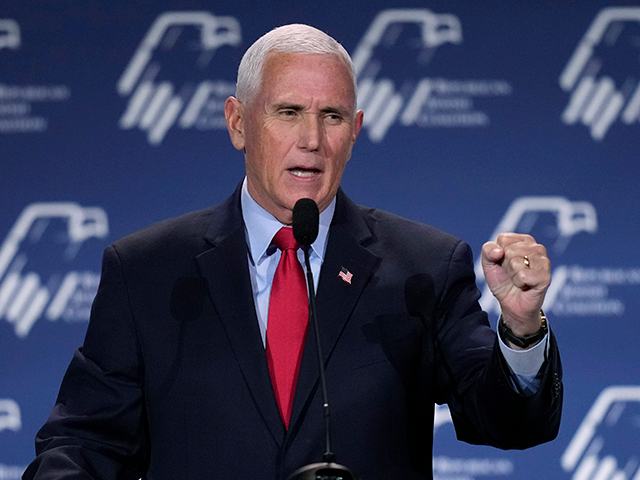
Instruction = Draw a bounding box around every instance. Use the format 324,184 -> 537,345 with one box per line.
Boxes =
240,177 -> 334,264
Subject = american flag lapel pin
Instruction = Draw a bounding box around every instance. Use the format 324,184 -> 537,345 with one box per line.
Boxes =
338,267 -> 353,284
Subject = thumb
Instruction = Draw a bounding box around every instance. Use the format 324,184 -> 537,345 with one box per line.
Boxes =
481,241 -> 509,295
481,241 -> 504,269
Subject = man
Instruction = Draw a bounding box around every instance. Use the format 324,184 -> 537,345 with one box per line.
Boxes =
24,24 -> 561,480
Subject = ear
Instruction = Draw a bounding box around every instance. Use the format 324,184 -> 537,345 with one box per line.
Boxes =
225,96 -> 246,151
352,109 -> 364,143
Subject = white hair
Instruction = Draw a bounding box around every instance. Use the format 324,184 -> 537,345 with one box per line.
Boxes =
235,24 -> 357,111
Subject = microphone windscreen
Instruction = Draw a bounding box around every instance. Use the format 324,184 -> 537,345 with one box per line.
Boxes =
293,198 -> 319,248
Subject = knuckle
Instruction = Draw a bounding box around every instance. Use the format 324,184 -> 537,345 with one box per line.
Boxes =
533,244 -> 548,257
516,269 -> 529,283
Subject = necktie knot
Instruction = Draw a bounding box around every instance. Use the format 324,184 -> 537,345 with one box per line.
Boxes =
272,227 -> 299,252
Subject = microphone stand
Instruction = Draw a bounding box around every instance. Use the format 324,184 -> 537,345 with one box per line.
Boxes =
286,245 -> 357,480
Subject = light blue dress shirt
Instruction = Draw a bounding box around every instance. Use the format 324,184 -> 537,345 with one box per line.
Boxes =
241,178 -> 333,346
239,178 -> 547,393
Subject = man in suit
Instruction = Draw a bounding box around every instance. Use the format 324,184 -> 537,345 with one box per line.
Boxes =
24,24 -> 562,480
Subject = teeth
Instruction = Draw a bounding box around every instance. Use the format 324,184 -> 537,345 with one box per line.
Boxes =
290,169 -> 317,178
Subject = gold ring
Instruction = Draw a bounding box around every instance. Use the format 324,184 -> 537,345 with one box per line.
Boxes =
523,256 -> 531,269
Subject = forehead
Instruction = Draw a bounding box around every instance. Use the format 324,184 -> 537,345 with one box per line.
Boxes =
257,52 -> 356,107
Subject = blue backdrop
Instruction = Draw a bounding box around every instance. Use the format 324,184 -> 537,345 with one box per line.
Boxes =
2,1 -> 640,479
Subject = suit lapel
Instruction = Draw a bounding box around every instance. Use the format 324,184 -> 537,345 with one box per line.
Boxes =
195,188 -> 285,446
288,190 -> 379,432
194,187 -> 380,444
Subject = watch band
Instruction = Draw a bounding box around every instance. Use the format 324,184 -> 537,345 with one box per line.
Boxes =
498,310 -> 548,348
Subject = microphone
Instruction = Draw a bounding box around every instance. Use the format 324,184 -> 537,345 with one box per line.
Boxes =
289,199 -> 358,480
292,198 -> 319,248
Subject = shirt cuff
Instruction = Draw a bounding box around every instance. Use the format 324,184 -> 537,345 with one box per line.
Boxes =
498,330 -> 549,377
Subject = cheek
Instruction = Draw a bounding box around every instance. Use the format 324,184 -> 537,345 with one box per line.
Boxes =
259,124 -> 293,154
328,136 -> 354,167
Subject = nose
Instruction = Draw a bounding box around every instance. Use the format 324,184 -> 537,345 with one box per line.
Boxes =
298,115 -> 322,152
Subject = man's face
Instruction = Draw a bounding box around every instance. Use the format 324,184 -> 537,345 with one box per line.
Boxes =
225,52 -> 363,224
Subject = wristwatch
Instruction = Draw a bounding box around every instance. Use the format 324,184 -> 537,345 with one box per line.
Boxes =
498,310 -> 548,348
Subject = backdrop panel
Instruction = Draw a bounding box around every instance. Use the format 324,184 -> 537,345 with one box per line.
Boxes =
2,1 -> 639,479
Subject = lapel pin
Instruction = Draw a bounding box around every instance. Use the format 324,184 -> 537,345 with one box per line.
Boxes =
338,267 -> 353,284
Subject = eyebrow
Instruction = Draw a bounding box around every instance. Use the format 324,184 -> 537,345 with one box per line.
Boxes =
273,102 -> 352,118
321,106 -> 351,117
273,102 -> 304,112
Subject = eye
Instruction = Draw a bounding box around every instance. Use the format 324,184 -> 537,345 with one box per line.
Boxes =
324,112 -> 343,124
279,109 -> 298,118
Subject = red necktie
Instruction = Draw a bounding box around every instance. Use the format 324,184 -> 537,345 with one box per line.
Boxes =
266,227 -> 309,429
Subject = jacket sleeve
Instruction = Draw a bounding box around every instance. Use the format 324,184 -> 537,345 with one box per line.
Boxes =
23,245 -> 148,480
433,240 -> 563,450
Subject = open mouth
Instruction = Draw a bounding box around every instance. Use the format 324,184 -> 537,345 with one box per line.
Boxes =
288,168 -> 320,178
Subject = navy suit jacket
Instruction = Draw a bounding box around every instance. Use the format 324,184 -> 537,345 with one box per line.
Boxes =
25,185 -> 562,480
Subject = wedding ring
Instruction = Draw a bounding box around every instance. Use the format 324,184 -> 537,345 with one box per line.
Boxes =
523,255 -> 531,269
